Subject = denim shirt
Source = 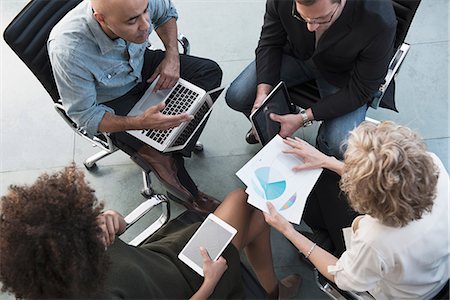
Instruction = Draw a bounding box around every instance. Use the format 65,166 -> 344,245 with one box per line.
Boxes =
48,0 -> 178,136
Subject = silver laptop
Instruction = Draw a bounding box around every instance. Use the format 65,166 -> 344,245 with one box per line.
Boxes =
127,78 -> 223,152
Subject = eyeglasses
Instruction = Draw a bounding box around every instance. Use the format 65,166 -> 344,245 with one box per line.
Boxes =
291,1 -> 340,25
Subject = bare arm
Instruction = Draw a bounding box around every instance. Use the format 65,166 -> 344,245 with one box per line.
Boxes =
283,137 -> 344,175
264,203 -> 338,282
97,101 -> 192,133
190,248 -> 228,300
148,18 -> 180,91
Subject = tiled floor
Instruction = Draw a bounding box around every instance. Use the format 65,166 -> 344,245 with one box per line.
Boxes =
1,0 -> 449,299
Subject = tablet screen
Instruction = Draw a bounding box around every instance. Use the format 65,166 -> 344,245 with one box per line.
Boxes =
251,82 -> 294,145
178,214 -> 237,276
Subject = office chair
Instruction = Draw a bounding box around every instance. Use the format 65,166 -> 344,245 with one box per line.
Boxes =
124,194 -> 268,299
289,0 -> 421,113
3,0 -> 197,199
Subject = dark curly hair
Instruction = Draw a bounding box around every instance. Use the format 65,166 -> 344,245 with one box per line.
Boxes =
0,164 -> 109,299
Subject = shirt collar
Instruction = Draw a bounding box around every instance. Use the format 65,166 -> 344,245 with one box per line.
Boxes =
85,1 -> 125,54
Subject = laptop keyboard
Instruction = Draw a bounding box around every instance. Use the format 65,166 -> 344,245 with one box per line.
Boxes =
141,83 -> 200,145
173,101 -> 211,146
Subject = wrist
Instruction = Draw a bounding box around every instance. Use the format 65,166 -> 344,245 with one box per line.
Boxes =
200,280 -> 215,297
299,108 -> 313,127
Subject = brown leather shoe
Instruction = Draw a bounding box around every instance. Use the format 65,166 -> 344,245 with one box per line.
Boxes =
192,191 -> 221,214
167,191 -> 221,215
137,146 -> 193,202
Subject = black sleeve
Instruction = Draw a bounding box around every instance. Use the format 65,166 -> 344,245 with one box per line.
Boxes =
312,23 -> 396,120
255,0 -> 287,86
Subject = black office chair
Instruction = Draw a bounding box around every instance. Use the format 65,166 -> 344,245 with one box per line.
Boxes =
289,0 -> 421,113
3,0 -> 194,199
123,194 -> 268,299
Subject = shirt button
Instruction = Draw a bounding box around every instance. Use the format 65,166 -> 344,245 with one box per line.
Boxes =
107,74 -> 112,79
130,59 -> 133,63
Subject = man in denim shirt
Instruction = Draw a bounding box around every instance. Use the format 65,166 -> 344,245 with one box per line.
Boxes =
48,0 -> 223,214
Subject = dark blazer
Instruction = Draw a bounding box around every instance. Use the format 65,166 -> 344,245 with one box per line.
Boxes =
256,0 -> 397,120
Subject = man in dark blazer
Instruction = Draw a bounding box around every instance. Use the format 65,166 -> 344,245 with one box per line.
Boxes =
225,0 -> 397,159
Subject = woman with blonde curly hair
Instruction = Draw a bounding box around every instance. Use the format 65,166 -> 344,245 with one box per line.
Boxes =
265,121 -> 449,299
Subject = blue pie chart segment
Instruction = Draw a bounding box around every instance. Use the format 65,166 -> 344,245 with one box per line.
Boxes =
254,167 -> 286,200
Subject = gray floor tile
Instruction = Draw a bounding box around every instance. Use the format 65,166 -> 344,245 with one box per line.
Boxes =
367,41 -> 449,141
406,0 -> 449,44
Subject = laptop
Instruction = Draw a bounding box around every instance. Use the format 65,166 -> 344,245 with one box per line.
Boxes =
127,78 -> 224,152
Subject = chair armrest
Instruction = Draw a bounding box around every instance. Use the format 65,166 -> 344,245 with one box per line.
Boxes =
177,33 -> 190,55
314,269 -> 374,300
380,43 -> 410,94
123,194 -> 170,247
53,103 -> 117,152
370,43 -> 410,109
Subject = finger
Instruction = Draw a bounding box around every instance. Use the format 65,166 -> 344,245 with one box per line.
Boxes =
153,76 -> 166,92
292,164 -> 310,172
200,246 -> 211,262
266,202 -> 276,214
147,71 -> 159,84
269,113 -> 281,122
105,216 -> 116,245
159,113 -> 192,129
147,101 -> 166,113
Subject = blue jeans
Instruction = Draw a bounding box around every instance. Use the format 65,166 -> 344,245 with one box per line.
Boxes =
225,56 -> 367,160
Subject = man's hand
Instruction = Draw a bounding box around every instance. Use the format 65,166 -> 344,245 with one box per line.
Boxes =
139,101 -> 193,130
147,52 -> 180,91
251,83 -> 272,114
263,202 -> 293,236
269,113 -> 303,137
97,210 -> 127,247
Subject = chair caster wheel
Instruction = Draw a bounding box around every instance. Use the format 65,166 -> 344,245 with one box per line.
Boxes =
141,188 -> 154,198
84,162 -> 98,171
193,142 -> 204,153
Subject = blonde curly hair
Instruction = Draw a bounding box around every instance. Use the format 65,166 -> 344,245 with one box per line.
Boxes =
340,121 -> 439,227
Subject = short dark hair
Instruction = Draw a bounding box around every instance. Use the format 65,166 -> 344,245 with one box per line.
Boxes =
0,165 -> 109,298
297,0 -> 341,6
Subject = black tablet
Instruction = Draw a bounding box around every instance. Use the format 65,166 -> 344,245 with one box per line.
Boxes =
250,81 -> 296,145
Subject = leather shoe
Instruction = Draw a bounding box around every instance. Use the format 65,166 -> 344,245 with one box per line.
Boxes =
168,191 -> 221,215
192,191 -> 221,214
278,274 -> 302,299
137,146 -> 193,202
245,128 -> 259,144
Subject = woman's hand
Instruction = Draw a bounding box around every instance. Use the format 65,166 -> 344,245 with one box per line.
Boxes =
283,137 -> 330,171
97,210 -> 127,248
191,247 -> 228,299
201,247 -> 228,291
263,202 -> 294,236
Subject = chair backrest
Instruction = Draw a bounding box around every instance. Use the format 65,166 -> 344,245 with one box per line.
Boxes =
392,0 -> 421,48
3,0 -> 82,103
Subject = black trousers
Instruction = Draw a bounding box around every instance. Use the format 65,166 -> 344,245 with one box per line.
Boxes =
105,49 -> 223,196
303,170 -> 360,256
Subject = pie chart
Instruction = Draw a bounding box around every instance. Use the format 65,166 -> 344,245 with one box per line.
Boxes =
252,166 -> 286,200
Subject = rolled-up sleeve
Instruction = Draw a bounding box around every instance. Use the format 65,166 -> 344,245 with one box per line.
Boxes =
329,239 -> 385,293
148,0 -> 178,29
48,43 -> 114,136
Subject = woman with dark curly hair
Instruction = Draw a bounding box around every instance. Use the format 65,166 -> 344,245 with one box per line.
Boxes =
264,121 -> 449,299
0,165 -> 300,299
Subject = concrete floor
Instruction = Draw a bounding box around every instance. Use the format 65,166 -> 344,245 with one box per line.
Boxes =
1,0 -> 449,299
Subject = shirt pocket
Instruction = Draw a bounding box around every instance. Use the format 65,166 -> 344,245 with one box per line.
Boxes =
97,62 -> 132,88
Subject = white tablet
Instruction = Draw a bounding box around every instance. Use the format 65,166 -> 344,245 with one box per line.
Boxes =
178,213 -> 237,276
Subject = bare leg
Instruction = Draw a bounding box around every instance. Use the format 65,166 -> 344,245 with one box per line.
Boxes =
213,188 -> 278,294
